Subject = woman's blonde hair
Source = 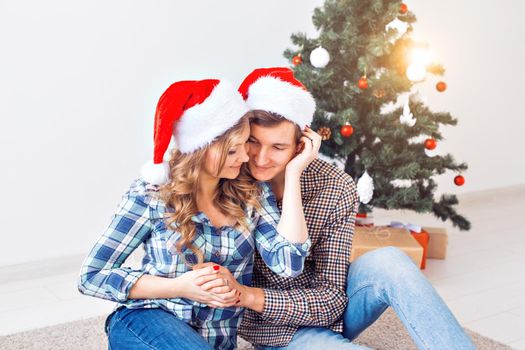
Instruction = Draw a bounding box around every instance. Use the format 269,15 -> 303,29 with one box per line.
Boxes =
159,114 -> 260,265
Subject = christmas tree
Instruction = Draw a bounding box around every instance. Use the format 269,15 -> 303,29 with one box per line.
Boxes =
285,0 -> 470,230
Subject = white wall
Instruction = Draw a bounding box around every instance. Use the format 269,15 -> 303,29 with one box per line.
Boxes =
407,0 -> 525,197
1,0 -> 524,267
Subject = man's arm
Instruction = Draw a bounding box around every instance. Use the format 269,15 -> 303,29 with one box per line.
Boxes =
240,183 -> 358,326
239,285 -> 265,313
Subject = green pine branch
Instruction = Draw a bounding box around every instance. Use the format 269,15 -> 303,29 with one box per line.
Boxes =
286,0 -> 471,230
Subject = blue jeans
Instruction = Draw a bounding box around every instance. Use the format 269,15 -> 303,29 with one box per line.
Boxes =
257,247 -> 476,350
106,307 -> 213,350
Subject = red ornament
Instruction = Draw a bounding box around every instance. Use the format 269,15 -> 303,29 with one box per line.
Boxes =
292,54 -> 302,66
358,76 -> 369,90
400,3 -> 408,14
454,175 -> 465,186
340,124 -> 354,137
424,138 -> 437,150
436,81 -> 447,92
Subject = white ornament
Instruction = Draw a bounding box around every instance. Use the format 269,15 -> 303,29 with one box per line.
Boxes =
386,18 -> 408,37
424,148 -> 438,157
310,47 -> 330,68
406,62 -> 426,82
357,171 -> 374,204
399,101 -> 416,127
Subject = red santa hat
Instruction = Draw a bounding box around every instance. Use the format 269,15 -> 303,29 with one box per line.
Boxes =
238,67 -> 316,128
141,79 -> 249,185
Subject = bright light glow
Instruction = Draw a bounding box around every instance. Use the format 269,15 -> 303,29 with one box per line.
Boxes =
410,48 -> 433,66
406,48 -> 434,82
406,63 -> 426,82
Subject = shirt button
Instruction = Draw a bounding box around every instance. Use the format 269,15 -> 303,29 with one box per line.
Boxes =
214,251 -> 221,257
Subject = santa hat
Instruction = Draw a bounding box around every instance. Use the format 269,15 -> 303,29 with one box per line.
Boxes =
238,67 -> 316,128
141,79 -> 249,185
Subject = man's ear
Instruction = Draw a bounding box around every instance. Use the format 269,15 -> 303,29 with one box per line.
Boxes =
295,141 -> 304,155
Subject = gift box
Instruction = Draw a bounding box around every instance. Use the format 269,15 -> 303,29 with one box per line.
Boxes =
350,226 -> 424,268
356,213 -> 374,227
422,226 -> 448,259
389,222 -> 428,269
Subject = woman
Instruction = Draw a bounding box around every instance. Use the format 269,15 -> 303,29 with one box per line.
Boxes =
78,79 -> 321,350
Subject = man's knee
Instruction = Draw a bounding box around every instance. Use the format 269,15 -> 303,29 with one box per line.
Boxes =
358,246 -> 411,265
349,246 -> 418,282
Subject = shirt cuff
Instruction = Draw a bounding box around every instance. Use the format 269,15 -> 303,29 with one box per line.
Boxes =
117,270 -> 146,302
261,288 -> 292,324
292,238 -> 311,256
274,234 -> 311,257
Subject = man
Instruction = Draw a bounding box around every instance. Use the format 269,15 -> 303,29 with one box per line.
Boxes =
236,68 -> 360,348
204,68 -> 475,350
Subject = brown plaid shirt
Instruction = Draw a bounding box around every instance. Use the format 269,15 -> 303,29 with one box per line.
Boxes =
239,159 -> 358,347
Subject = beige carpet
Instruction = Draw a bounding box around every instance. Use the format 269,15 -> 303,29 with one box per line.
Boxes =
0,308 -> 513,350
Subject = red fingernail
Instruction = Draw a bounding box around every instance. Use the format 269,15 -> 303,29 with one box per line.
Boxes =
213,265 -> 220,271
238,292 -> 242,296
236,299 -> 241,304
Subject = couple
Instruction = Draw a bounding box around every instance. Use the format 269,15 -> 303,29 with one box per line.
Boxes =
79,67 -> 475,350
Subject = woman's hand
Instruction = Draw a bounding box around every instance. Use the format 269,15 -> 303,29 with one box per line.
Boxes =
193,263 -> 243,308
176,265 -> 237,306
285,126 -> 322,177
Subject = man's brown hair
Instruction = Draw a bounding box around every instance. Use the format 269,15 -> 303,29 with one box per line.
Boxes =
249,110 -> 302,143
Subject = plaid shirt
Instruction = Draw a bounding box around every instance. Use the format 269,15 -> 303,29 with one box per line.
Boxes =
78,179 -> 310,350
239,159 -> 359,347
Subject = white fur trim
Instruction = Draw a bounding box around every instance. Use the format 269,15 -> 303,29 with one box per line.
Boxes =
246,76 -> 316,128
175,80 -> 249,153
140,161 -> 170,185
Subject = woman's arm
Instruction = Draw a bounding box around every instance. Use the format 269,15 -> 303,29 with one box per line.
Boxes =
128,267 -> 239,305
78,188 -> 154,302
78,184 -> 237,305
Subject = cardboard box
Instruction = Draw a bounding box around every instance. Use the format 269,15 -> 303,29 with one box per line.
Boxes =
350,226 -> 424,268
422,226 -> 448,259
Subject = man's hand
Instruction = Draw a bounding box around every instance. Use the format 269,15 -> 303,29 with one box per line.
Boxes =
285,126 -> 322,177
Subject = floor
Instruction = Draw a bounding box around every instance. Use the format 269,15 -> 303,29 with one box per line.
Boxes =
1,184 -> 524,349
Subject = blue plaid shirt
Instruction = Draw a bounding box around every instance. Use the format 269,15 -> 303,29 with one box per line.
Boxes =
78,179 -> 310,350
